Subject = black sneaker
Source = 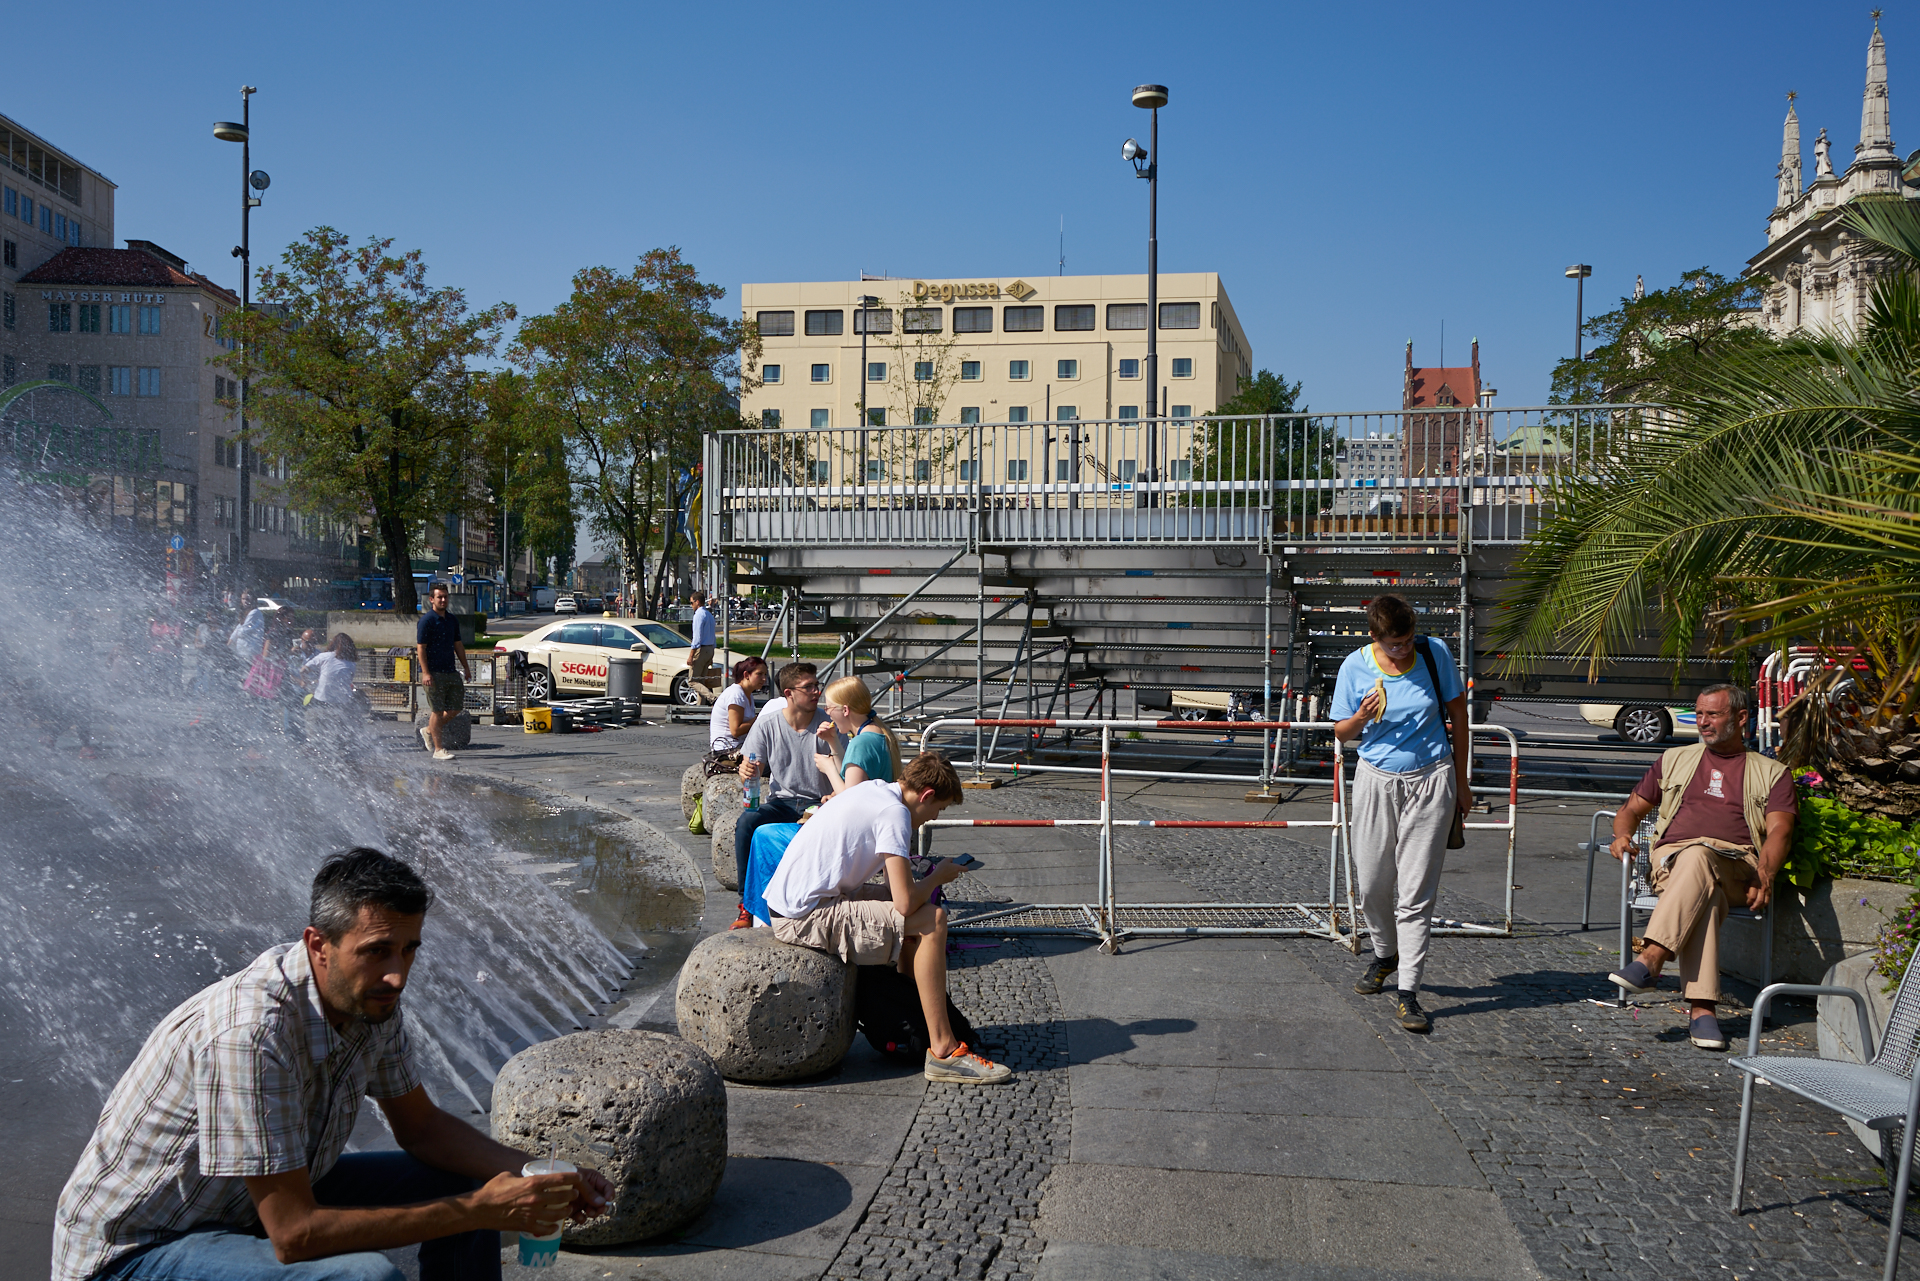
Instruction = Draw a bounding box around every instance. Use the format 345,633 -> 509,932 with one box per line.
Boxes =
1395,991 -> 1431,1033
1355,955 -> 1398,995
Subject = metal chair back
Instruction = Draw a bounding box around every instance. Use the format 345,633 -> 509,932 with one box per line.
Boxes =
1873,948 -> 1920,1080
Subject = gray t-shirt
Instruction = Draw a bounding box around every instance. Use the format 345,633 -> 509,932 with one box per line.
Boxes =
740,704 -> 830,802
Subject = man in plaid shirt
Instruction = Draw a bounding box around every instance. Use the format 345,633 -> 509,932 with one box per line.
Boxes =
53,848 -> 612,1280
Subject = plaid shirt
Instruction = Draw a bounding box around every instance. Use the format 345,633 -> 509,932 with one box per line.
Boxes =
52,943 -> 419,1281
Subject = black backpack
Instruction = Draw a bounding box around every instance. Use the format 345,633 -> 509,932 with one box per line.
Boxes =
854,965 -> 981,1063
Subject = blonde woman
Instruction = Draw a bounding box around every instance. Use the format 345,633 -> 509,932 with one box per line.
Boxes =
814,676 -> 903,792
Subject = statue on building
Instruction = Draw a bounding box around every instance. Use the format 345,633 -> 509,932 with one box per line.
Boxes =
1633,275 -> 1645,301
1815,127 -> 1835,178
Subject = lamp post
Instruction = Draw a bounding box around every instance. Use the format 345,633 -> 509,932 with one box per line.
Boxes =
856,293 -> 878,491
215,89 -> 266,599
1564,264 -> 1592,364
1124,83 -> 1167,506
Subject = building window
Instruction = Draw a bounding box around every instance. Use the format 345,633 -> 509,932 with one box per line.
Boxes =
1170,404 -> 1191,421
67,217 -> 80,246
215,374 -> 228,401
1003,305 -> 1043,333
867,407 -> 886,426
960,360 -> 981,381
1171,357 -> 1194,378
77,365 -> 100,394
1,239 -> 12,268
1160,302 -> 1201,329
2,291 -> 12,330
1118,358 -> 1140,379
20,196 -> 33,225
914,459 -> 931,481
804,309 -> 843,336
808,460 -> 831,482
48,362 -> 71,383
914,407 -> 935,424
1168,459 -> 1193,480
760,408 -> 782,428
1057,406 -> 1077,421
2,188 -> 11,217
1056,459 -> 1071,480
48,301 -> 71,332
138,367 -> 162,396
867,361 -> 886,382
1056,359 -> 1079,379
914,361 -> 933,381
865,459 -> 886,481
40,205 -> 51,233
1007,406 -> 1029,423
1008,360 -> 1030,380
959,460 -> 976,481
1054,304 -> 1095,331
763,364 -> 782,383
1118,405 -> 1139,420
811,363 -> 830,383
139,305 -> 162,335
810,408 -> 829,428
756,310 -> 795,336
1,355 -> 12,385
109,366 -> 131,395
903,307 -> 942,333
54,213 -> 66,241
959,406 -> 980,424
78,303 -> 100,333
1117,459 -> 1137,481
953,306 -> 992,333
1007,459 -> 1029,481
109,304 -> 132,333
854,307 -> 892,334
1106,303 -> 1147,330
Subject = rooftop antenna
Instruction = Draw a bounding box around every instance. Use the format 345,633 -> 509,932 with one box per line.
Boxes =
1058,216 -> 1065,276
1440,320 -> 1445,373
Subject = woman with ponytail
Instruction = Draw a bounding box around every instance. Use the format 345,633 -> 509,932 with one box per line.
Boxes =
814,676 -> 902,792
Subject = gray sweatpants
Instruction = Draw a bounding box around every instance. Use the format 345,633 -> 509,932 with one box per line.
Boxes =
1351,756 -> 1457,994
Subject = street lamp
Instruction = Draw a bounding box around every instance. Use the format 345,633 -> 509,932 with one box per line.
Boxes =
1125,82 -> 1167,506
215,88 -> 266,599
855,293 -> 879,491
1564,264 -> 1592,364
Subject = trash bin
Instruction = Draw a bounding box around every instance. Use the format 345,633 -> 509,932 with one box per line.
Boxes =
607,653 -> 645,701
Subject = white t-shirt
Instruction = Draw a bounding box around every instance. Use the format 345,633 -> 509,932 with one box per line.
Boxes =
764,780 -> 912,918
303,653 -> 357,704
708,683 -> 755,752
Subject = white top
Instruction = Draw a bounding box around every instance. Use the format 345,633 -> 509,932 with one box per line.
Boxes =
302,653 -> 357,704
708,683 -> 756,752
764,780 -> 912,919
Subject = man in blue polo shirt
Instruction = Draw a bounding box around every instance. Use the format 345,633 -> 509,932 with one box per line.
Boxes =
688,590 -> 716,684
415,585 -> 469,762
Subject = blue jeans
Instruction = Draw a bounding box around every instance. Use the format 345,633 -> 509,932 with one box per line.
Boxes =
98,1151 -> 498,1281
735,796 -> 809,891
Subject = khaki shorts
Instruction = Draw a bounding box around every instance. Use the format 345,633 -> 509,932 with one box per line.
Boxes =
772,885 -> 905,966
426,671 -> 465,713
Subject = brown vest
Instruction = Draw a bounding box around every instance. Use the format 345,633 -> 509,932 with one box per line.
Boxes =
1649,741 -> 1788,850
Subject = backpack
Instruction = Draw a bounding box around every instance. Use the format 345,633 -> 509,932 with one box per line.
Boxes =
854,965 -> 980,1063
688,795 -> 706,835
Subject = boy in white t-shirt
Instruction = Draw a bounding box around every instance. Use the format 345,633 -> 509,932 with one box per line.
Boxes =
763,753 -> 1012,1085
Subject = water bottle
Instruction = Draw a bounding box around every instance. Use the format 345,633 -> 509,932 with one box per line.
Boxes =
745,752 -> 761,809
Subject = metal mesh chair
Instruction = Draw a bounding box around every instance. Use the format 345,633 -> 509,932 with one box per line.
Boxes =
1731,963 -> 1920,1281
1579,809 -> 1773,1024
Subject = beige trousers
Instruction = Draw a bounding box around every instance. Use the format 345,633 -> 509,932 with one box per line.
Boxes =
1643,838 -> 1759,1003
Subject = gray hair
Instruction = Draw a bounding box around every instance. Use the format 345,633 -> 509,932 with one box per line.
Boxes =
1697,683 -> 1751,713
310,848 -> 434,941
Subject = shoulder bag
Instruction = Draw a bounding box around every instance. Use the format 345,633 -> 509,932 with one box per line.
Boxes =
1415,637 -> 1467,850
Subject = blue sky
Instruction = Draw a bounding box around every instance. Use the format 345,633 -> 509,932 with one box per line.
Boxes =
6,1 -> 1899,412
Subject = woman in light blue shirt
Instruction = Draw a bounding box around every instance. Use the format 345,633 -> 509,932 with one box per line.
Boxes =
1329,593 -> 1473,1035
815,677 -> 902,792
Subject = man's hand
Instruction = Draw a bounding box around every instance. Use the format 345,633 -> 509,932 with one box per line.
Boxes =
421,670 -> 434,686
930,860 -> 964,886
1457,785 -> 1476,815
739,756 -> 760,781
567,1168 -> 615,1223
465,1170 -> 581,1235
1747,871 -> 1774,913
1608,833 -> 1638,863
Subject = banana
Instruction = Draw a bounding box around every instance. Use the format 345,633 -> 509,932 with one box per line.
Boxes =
1369,678 -> 1387,723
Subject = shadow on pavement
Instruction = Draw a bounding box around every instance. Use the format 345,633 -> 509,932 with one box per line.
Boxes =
1062,1017 -> 1201,1061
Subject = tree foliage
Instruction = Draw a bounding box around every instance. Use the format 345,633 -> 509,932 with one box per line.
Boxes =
1548,268 -> 1776,404
1191,369 -> 1326,509
474,369 -> 573,589
510,249 -> 753,619
218,228 -> 513,614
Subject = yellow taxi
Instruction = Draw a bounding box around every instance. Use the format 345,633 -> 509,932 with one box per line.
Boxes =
495,617 -> 743,705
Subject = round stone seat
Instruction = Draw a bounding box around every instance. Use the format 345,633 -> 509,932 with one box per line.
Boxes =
674,928 -> 856,1081
703,774 -> 745,890
682,761 -> 708,821
491,1029 -> 726,1246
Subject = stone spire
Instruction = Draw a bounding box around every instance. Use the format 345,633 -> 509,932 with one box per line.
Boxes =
1779,91 -> 1803,207
1857,12 -> 1897,165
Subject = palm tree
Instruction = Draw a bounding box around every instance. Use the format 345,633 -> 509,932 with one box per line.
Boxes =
1490,199 -> 1920,820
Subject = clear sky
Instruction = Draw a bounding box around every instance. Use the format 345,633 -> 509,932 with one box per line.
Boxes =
6,0 -> 1900,413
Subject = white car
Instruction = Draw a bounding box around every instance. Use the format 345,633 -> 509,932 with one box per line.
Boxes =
495,617 -> 743,705
553,596 -> 578,615
1580,703 -> 1701,746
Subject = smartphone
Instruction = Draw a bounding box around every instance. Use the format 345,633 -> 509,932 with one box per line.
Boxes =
949,853 -> 981,870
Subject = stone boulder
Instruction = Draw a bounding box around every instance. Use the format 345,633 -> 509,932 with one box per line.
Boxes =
682,761 -> 709,821
491,1029 -> 726,1246
703,774 -> 745,890
674,929 -> 856,1081
413,706 -> 472,749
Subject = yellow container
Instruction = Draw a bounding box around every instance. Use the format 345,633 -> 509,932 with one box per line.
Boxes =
523,706 -> 552,733
393,656 -> 411,682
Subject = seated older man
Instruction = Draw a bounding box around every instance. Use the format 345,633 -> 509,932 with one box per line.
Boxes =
1606,685 -> 1797,1050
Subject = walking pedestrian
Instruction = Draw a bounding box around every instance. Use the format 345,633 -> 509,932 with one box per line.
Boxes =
304,634 -> 362,751
688,590 -> 716,685
415,586 -> 470,762
1330,593 -> 1472,1034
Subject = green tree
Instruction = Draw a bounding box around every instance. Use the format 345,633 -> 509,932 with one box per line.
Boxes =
475,369 -> 573,593
1548,268 -> 1776,404
510,248 -> 753,619
218,228 -> 514,614
1191,369 -> 1325,512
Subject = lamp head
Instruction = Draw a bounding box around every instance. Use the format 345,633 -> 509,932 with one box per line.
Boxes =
1565,264 -> 1592,279
1131,84 -> 1169,109
1122,138 -> 1145,162
249,170 -> 271,191
213,121 -> 249,144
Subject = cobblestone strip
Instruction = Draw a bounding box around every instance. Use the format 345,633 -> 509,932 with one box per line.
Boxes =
823,937 -> 1071,1281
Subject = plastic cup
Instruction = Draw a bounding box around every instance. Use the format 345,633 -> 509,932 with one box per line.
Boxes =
516,1158 -> 577,1269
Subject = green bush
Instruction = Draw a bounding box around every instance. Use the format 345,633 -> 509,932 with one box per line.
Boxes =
1784,791 -> 1920,888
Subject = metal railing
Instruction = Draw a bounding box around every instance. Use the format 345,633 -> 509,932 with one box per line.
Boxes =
708,405 -> 1654,550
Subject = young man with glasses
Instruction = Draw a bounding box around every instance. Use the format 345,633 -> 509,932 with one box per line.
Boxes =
734,663 -> 830,926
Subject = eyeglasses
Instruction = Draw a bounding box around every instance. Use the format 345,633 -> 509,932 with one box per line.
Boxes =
791,682 -> 822,694
1374,635 -> 1415,654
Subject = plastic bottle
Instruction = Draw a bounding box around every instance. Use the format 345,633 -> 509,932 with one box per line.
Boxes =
745,752 -> 761,809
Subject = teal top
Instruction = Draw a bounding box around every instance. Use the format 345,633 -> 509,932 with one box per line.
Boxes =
841,728 -> 895,783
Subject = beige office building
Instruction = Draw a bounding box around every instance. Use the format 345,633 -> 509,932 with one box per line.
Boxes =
739,272 -> 1250,435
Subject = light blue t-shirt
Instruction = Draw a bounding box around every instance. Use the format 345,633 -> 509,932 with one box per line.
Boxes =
1330,637 -> 1464,772
841,729 -> 894,783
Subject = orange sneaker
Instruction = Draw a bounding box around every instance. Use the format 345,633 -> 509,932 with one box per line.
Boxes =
729,904 -> 754,930
924,1042 -> 1012,1084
